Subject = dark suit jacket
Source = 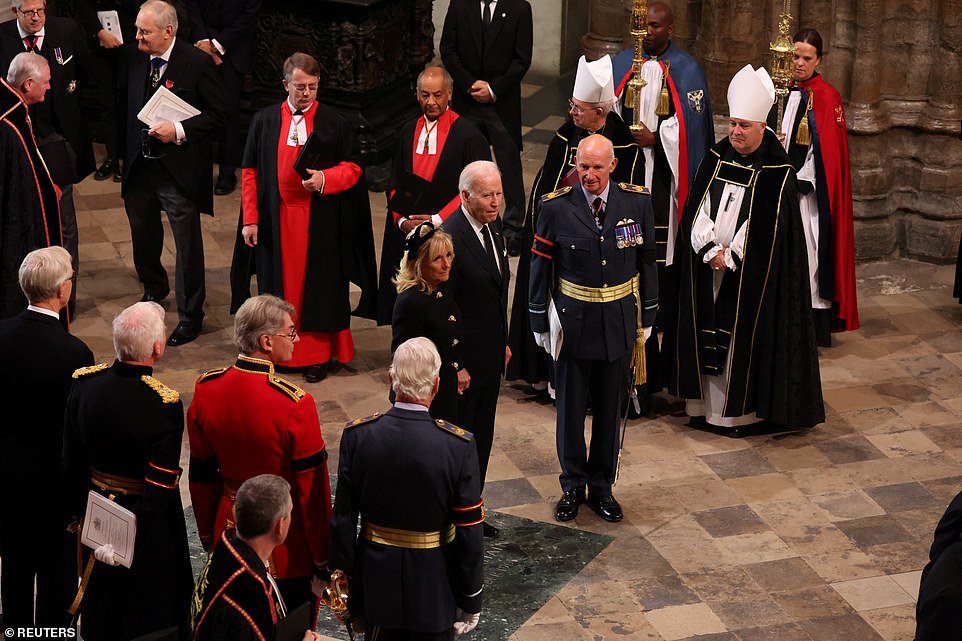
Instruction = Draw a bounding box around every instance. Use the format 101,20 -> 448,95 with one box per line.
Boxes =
122,37 -> 230,215
186,0 -> 262,74
0,16 -> 95,181
439,0 -> 532,149
0,309 -> 93,517
443,207 -> 509,386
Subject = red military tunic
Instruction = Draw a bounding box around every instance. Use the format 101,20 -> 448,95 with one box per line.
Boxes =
186,355 -> 331,579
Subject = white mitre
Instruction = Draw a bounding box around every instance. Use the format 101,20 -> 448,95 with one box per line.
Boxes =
727,64 -> 776,122
572,55 -> 615,103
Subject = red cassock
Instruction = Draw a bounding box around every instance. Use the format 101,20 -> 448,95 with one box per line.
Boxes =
186,355 -> 332,579
797,74 -> 859,331
241,101 -> 363,366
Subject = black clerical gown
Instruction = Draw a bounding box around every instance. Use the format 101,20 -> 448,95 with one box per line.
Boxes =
0,79 -> 61,319
229,102 -> 377,328
376,111 -> 489,325
660,131 -> 824,428
507,111 -> 643,383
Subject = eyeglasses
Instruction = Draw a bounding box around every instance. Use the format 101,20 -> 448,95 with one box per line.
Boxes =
140,128 -> 166,160
17,7 -> 45,17
271,327 -> 298,341
567,99 -> 601,115
290,83 -> 318,93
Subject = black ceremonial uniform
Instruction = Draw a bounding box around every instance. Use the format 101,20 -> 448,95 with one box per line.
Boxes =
63,361 -> 193,641
529,183 -> 657,497
191,531 -> 285,641
329,406 -> 484,640
507,111 -> 643,384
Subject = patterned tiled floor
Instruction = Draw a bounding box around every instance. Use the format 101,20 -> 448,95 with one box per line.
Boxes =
49,72 -> 962,640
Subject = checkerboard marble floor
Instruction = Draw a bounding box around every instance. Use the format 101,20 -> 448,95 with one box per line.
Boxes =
60,75 -> 962,640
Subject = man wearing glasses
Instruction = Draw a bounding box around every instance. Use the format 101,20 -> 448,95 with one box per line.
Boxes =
229,52 -> 377,384
121,0 -> 229,346
187,293 -> 333,614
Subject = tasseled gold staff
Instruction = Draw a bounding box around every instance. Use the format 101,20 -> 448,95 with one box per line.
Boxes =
622,0 -> 649,133
769,0 -> 795,141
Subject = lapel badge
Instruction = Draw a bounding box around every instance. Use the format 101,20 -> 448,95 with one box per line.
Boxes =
165,79 -> 174,89
67,80 -> 77,94
688,89 -> 704,114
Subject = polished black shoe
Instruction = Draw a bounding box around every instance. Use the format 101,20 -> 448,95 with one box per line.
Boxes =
554,489 -> 585,522
588,494 -> 623,522
112,161 -> 123,183
304,363 -> 329,383
214,171 -> 237,196
167,321 -> 201,346
140,290 -> 169,303
94,158 -> 117,181
482,522 -> 499,538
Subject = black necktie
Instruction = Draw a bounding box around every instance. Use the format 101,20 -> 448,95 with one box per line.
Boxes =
482,0 -> 493,27
149,58 -> 166,90
592,197 -> 605,230
24,35 -> 37,51
481,224 -> 500,278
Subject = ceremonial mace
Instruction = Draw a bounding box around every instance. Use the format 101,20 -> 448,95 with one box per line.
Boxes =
769,0 -> 796,140
321,569 -> 359,641
622,0 -> 649,133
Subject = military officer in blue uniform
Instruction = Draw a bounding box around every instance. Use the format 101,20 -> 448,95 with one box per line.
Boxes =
329,337 -> 484,640
529,134 -> 657,523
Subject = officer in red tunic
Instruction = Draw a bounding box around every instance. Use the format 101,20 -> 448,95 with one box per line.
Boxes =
187,294 -> 332,615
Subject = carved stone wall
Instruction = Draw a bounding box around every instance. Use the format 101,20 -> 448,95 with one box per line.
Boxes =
600,0 -> 962,263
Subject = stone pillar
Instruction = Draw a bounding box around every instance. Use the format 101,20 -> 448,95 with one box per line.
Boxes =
581,0 -> 632,60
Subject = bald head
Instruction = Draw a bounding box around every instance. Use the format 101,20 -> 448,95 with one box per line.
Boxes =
575,134 -> 618,196
643,2 -> 675,56
416,66 -> 453,120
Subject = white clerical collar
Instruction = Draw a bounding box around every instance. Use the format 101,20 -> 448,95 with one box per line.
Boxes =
395,401 -> 430,412
287,98 -> 314,115
27,304 -> 60,319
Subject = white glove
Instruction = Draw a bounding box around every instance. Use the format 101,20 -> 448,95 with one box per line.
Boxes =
533,331 -> 552,355
453,608 -> 480,636
94,543 -> 119,566
643,326 -> 652,342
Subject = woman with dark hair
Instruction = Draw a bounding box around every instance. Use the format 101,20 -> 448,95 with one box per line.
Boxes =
772,28 -> 859,345
391,222 -> 467,422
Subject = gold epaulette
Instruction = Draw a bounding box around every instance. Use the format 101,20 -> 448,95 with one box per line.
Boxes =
435,418 -> 472,441
72,363 -> 109,379
140,375 -> 180,404
197,366 -> 229,384
345,412 -> 381,430
617,182 -> 650,194
268,374 -> 305,402
541,186 -> 572,202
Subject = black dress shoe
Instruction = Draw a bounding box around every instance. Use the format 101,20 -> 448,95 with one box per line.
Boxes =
482,522 -> 499,538
112,161 -> 123,183
214,172 -> 237,196
140,290 -> 169,303
554,489 -> 585,522
304,363 -> 329,383
94,158 -> 117,181
588,494 -> 623,522
167,321 -> 201,346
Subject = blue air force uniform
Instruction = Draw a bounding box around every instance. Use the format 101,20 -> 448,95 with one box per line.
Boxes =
529,182 -> 657,496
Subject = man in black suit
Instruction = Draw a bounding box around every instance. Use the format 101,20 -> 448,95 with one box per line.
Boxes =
0,247 -> 93,627
529,134 -> 658,524
186,0 -> 262,195
440,0 -> 532,255
122,0 -> 229,346
442,160 -> 509,537
329,337 -> 484,640
1,0 -> 94,314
